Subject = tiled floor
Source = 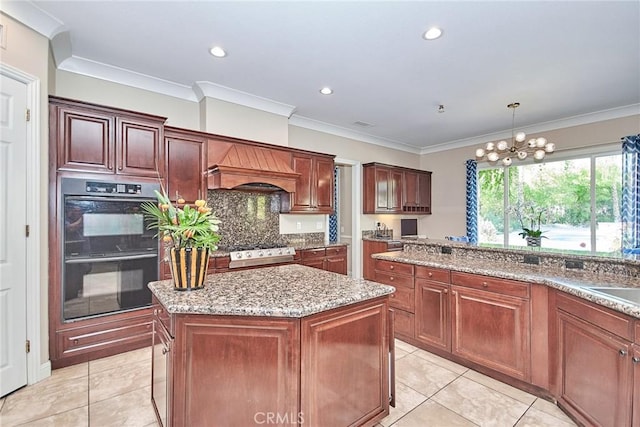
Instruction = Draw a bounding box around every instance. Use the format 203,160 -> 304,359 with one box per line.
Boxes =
0,340 -> 577,426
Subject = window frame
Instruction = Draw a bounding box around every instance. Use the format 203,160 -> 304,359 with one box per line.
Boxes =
477,142 -> 621,254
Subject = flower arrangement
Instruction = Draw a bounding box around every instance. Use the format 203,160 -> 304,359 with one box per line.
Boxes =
510,202 -> 548,240
141,191 -> 221,251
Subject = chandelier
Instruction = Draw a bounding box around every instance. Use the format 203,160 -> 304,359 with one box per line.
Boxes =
475,102 -> 555,166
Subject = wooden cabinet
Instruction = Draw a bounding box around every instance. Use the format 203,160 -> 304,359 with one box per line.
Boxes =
415,266 -> 451,352
363,163 -> 432,214
450,272 -> 530,381
50,96 -> 165,177
363,163 -> 403,213
299,246 -> 347,275
164,127 -> 207,203
403,170 -> 432,213
151,296 -> 390,426
362,240 -> 403,281
551,291 -> 634,427
374,260 -> 414,339
282,152 -> 335,214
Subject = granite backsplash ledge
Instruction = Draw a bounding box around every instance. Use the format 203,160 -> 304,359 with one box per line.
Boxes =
207,189 -> 325,247
402,239 -> 640,278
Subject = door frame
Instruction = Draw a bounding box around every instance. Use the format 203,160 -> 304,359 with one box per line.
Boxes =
0,63 -> 49,385
335,157 -> 362,278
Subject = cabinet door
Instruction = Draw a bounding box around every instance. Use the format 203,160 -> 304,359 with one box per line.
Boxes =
165,134 -> 206,203
451,285 -> 530,381
314,156 -> 334,213
325,256 -> 347,275
152,318 -> 172,427
633,344 -> 640,427
302,259 -> 325,270
57,107 -> 114,172
416,280 -> 450,352
117,118 -> 163,177
291,154 -> 313,210
417,172 -> 431,212
362,241 -> 390,280
556,310 -> 632,427
403,171 -> 418,208
375,167 -> 390,211
389,169 -> 403,212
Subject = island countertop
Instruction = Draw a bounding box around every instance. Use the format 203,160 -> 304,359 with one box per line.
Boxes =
148,263 -> 394,318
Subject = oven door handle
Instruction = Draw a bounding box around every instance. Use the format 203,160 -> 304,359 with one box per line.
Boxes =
65,253 -> 158,264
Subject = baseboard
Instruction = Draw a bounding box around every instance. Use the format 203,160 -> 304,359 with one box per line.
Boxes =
30,360 -> 52,385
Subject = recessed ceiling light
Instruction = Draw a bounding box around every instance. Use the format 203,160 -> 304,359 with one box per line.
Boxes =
209,46 -> 227,58
319,87 -> 333,95
423,27 -> 443,40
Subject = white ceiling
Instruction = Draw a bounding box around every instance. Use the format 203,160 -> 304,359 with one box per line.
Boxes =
5,1 -> 640,154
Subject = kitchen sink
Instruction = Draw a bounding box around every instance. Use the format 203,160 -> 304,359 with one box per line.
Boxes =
588,287 -> 640,305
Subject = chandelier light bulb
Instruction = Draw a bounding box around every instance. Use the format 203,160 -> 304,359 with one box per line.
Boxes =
517,151 -> 528,160
515,131 -> 526,143
502,157 -> 512,166
497,140 -> 509,151
534,149 -> 546,160
536,137 -> 547,147
476,148 -> 486,158
545,142 -> 556,153
527,138 -> 537,148
487,152 -> 500,162
486,142 -> 495,151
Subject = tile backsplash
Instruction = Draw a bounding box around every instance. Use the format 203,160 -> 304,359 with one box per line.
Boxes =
207,190 -> 324,247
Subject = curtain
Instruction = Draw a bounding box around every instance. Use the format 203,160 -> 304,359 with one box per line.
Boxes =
465,159 -> 478,243
328,166 -> 339,243
622,134 -> 640,252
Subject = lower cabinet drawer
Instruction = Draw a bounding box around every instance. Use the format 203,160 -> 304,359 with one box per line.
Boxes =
451,271 -> 529,299
374,271 -> 414,288
389,285 -> 415,312
57,314 -> 152,357
391,308 -> 414,338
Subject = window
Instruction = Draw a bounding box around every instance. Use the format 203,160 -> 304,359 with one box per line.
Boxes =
478,151 -> 622,256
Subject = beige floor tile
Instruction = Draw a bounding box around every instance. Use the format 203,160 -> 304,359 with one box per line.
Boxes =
17,406 -> 88,426
0,375 -> 87,426
462,369 -> 536,405
531,398 -> 577,425
516,407 -> 577,427
395,347 -> 410,360
144,422 -> 160,427
0,397 -> 4,411
392,400 -> 478,427
432,376 -> 529,426
395,339 -> 419,354
380,382 -> 428,427
414,349 -> 469,375
89,346 -> 151,374
50,362 -> 89,381
395,354 -> 460,397
89,359 -> 151,403
90,386 -> 157,427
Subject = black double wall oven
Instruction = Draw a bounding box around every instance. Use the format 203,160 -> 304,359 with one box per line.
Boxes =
60,177 -> 160,322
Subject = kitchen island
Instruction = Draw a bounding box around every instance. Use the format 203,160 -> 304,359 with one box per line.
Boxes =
148,264 -> 395,427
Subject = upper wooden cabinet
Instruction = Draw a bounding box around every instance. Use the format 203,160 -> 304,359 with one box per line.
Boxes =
50,96 -> 165,177
282,152 -> 335,214
363,163 -> 431,214
164,127 -> 207,203
403,170 -> 432,214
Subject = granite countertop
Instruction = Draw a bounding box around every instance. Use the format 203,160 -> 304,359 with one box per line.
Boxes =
148,264 -> 393,318
208,242 -> 348,257
373,251 -> 640,318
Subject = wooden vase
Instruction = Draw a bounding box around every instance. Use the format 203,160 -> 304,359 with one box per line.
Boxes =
169,247 -> 209,291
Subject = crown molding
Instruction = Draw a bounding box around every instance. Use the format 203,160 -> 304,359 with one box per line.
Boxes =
193,81 -> 296,118
1,1 -> 65,38
420,103 -> 640,155
58,56 -> 198,101
289,115 -> 421,154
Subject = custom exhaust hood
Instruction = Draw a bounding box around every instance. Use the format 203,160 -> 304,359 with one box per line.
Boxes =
207,144 -> 300,192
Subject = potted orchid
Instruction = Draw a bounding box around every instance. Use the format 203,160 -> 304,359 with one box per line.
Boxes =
511,202 -> 548,247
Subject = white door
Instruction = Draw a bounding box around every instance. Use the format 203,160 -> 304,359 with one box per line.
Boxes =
0,74 -> 28,397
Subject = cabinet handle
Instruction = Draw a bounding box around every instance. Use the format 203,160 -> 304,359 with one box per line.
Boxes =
162,347 -> 169,355
428,272 -> 433,277
390,265 -> 395,270
443,289 -> 448,294
620,349 -> 628,357
153,309 -> 158,315
482,282 -> 488,288
451,290 -> 457,296
390,277 -> 394,281
633,356 -> 640,364
73,339 -> 79,345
